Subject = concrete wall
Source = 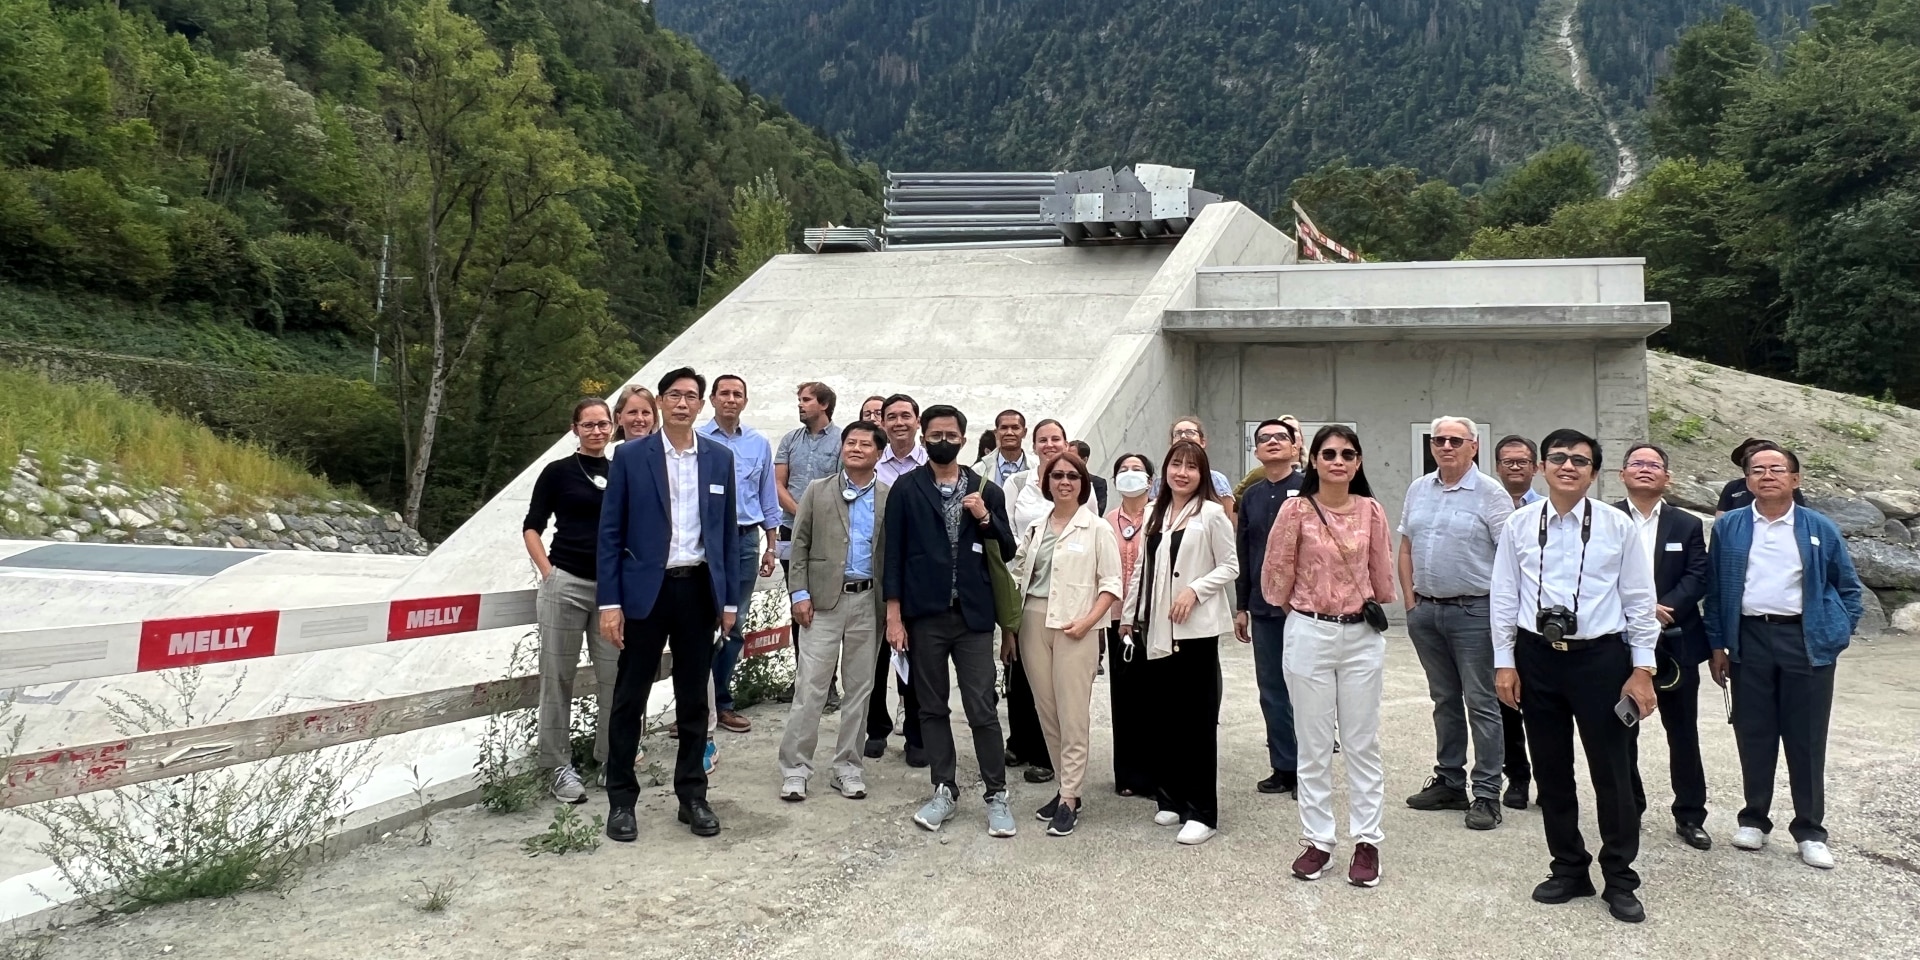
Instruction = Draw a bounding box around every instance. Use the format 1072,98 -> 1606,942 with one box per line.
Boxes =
1196,258 -> 1647,309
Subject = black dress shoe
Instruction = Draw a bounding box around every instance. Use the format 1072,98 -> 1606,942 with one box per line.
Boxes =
606,806 -> 638,843
1025,766 -> 1055,784
1602,888 -> 1645,923
678,799 -> 721,837
1257,770 -> 1297,795
904,745 -> 929,768
1503,781 -> 1529,811
1004,748 -> 1030,767
863,738 -> 886,759
1531,875 -> 1597,904
1677,823 -> 1713,850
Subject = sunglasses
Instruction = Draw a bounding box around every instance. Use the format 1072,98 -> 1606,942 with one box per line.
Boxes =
1255,431 -> 1293,445
1544,452 -> 1594,468
1429,436 -> 1470,449
1047,471 -> 1082,482
1317,448 -> 1359,462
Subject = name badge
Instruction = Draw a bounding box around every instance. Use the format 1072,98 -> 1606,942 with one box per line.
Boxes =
1065,542 -> 1087,554
1811,536 -> 1821,546
971,542 -> 984,554
708,484 -> 725,495
1286,490 -> 1300,497
1664,542 -> 1682,552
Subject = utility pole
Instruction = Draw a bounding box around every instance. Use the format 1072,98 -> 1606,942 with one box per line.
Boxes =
373,234 -> 390,383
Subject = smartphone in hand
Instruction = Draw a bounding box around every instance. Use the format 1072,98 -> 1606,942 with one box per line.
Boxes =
1614,695 -> 1640,727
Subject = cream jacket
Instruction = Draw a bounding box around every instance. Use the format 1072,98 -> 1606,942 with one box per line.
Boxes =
1010,504 -> 1124,628
1122,499 -> 1239,659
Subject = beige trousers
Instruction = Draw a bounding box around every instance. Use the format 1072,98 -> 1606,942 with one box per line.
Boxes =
1018,596 -> 1100,801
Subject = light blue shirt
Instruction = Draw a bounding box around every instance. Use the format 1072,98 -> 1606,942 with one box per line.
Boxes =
698,419 -> 780,530
1521,488 -> 1544,506
845,475 -> 876,581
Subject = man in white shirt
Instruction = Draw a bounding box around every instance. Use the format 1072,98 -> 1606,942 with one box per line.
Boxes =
1491,428 -> 1659,924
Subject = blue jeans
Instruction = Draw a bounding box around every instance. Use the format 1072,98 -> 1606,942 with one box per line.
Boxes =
711,526 -> 762,712
1250,613 -> 1297,774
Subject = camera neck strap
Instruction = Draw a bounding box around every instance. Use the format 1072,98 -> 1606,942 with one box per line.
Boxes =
1535,499 -> 1594,619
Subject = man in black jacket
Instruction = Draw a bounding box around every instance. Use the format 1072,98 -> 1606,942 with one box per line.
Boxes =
883,404 -> 1020,836
1615,442 -> 1713,850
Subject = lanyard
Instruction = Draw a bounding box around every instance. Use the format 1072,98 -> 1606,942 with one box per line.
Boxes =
1536,500 -> 1593,617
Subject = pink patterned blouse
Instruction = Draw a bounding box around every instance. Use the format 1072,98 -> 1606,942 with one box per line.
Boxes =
1261,495 -> 1395,616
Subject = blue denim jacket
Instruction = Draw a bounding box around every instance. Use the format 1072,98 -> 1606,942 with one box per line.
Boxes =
1703,506 -> 1864,666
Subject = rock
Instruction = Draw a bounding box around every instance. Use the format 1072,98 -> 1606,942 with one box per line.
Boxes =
314,535 -> 339,551
1888,521 -> 1915,545
1893,602 -> 1920,635
264,513 -> 286,532
132,527 -> 168,544
243,517 -> 257,531
22,515 -> 47,536
116,508 -> 153,529
2,508 -> 17,526
323,501 -> 343,514
102,528 -> 128,542
49,529 -> 79,542
1849,539 -> 1920,590
167,519 -> 189,532
1865,490 -> 1920,521
227,536 -> 250,549
350,544 -> 375,555
56,484 -> 93,503
1808,496 -> 1886,537
95,484 -> 131,503
384,513 -> 404,532
101,508 -> 119,528
1856,590 -> 1887,638
1668,479 -> 1721,514
23,500 -> 43,515
69,521 -> 93,536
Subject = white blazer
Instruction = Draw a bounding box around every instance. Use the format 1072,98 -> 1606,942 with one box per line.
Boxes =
1121,499 -> 1238,659
1009,504 -> 1125,628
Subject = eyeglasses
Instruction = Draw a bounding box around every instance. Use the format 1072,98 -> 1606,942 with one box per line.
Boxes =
1172,428 -> 1202,440
1255,431 -> 1292,445
660,390 -> 701,404
1544,452 -> 1594,468
1429,436 -> 1471,449
925,433 -> 963,444
1498,458 -> 1535,470
1748,465 -> 1794,477
576,420 -> 613,431
1625,459 -> 1667,471
1047,471 -> 1082,482
1317,448 -> 1359,462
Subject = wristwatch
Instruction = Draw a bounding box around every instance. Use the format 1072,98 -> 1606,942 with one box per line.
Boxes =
1635,665 -> 1656,676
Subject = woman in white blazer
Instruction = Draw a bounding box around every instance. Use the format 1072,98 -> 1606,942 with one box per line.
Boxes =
1010,450 -> 1123,837
1120,439 -> 1239,845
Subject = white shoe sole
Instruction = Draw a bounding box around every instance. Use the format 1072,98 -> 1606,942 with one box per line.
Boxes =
987,825 -> 1017,838
553,791 -> 588,805
1153,812 -> 1180,827
913,813 -> 951,831
831,781 -> 867,799
1176,828 -> 1217,846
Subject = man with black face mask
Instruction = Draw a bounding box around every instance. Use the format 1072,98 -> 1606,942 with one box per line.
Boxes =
884,404 -> 1019,837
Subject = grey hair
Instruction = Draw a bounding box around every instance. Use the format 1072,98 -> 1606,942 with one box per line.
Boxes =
1430,415 -> 1478,436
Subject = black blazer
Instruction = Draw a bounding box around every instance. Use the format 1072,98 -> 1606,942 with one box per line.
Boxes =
1613,499 -> 1710,665
883,465 -> 1017,633
1091,475 -> 1108,515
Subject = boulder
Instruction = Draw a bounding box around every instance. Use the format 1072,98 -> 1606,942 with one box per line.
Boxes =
49,529 -> 79,542
1668,480 -> 1720,515
1865,490 -> 1920,521
115,508 -> 153,529
1856,590 -> 1887,638
264,512 -> 286,533
1892,602 -> 1920,635
56,484 -> 92,503
1849,539 -> 1920,590
1888,521 -> 1915,545
314,535 -> 339,551
69,521 -> 93,536
1808,496 -> 1886,537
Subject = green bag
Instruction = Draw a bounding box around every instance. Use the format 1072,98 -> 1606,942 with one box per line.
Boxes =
983,537 -> 1023,634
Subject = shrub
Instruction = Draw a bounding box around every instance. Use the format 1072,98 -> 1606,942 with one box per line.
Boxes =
256,232 -> 371,335
163,199 -> 270,311
521,805 -> 602,856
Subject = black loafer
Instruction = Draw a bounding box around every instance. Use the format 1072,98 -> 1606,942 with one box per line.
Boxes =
1531,875 -> 1597,904
1677,823 -> 1713,850
904,745 -> 929,768
1004,748 -> 1030,767
1257,770 -> 1297,795
1025,766 -> 1055,784
1503,782 -> 1529,811
606,806 -> 638,843
863,738 -> 886,759
1603,888 -> 1645,923
678,799 -> 721,837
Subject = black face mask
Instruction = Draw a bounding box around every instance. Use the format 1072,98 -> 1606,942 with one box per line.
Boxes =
925,440 -> 963,465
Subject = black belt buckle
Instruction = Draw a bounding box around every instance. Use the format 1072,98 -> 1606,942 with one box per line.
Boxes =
665,563 -> 705,579
1418,594 -> 1473,607
842,579 -> 874,594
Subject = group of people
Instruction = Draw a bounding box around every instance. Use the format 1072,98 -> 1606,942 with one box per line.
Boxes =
523,370 -> 1865,924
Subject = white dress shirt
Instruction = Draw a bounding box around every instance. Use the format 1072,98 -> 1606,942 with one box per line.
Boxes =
1490,496 -> 1659,669
1741,503 -> 1804,616
1627,498 -> 1661,576
665,438 -> 705,567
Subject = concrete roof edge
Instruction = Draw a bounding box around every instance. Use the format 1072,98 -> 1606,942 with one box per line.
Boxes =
1197,257 -> 1648,273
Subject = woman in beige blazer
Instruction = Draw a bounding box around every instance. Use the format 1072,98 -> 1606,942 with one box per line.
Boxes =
1009,450 -> 1123,837
1120,439 -> 1239,845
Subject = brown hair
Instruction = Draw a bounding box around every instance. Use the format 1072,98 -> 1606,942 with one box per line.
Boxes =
1169,416 -> 1207,440
797,381 -> 837,418
572,396 -> 611,425
1039,451 -> 1091,505
611,385 -> 659,441
1146,440 -> 1218,535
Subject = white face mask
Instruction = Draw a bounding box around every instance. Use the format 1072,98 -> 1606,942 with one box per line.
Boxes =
1114,470 -> 1151,496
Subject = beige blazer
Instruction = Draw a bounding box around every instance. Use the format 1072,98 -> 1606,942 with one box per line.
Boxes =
1121,499 -> 1239,659
1009,504 -> 1124,628
786,473 -> 888,615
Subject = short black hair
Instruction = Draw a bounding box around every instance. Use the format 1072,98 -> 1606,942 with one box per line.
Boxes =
1540,428 -> 1602,470
1741,440 -> 1801,473
1113,452 -> 1155,479
1070,439 -> 1090,459
1624,442 -> 1669,469
995,409 -> 1026,428
920,404 -> 966,434
842,420 -> 885,449
657,366 -> 705,396
711,373 -> 747,396
881,393 -> 919,418
1254,418 -> 1296,442
1494,435 -> 1538,460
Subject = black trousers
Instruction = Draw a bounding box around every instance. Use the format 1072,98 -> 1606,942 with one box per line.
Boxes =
867,636 -> 922,747
605,567 -> 716,809
1148,635 -> 1221,828
1630,660 -> 1709,828
1106,624 -> 1155,795
1005,650 -> 1050,768
1516,634 -> 1641,893
1732,617 -> 1835,843
1502,702 -> 1530,788
909,609 -> 1006,796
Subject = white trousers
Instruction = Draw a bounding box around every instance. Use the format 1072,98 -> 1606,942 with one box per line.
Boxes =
1284,615 -> 1387,850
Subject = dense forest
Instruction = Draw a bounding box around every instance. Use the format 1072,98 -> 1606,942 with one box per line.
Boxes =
0,0 -> 881,535
656,0 -> 1816,202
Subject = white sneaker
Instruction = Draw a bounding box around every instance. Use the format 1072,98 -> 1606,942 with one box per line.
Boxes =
1798,840 -> 1835,869
1731,826 -> 1767,851
780,776 -> 807,802
1176,820 -> 1218,845
830,774 -> 867,799
1153,810 -> 1181,827
550,765 -> 587,804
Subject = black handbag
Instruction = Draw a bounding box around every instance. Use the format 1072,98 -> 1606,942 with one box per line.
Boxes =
1306,496 -> 1390,633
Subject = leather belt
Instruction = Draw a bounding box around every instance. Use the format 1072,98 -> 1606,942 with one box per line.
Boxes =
1417,594 -> 1485,606
1299,610 -> 1367,625
842,579 -> 874,594
1744,613 -> 1802,624
664,563 -> 707,579
1519,629 -> 1623,652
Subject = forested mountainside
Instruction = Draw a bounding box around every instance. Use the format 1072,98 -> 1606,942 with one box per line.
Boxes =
656,0 -> 1815,200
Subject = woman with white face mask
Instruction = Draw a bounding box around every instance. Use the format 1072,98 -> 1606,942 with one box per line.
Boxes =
1105,453 -> 1156,797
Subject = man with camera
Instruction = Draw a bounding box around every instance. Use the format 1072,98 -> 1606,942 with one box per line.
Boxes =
1612,444 -> 1712,851
1491,429 -> 1659,924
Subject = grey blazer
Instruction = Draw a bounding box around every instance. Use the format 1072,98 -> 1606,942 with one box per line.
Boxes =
787,474 -> 889,615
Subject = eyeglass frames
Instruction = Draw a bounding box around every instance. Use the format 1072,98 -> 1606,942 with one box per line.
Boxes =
1317,448 -> 1359,463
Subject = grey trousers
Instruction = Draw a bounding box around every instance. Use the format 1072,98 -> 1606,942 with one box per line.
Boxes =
777,594 -> 879,781
1407,595 -> 1505,799
536,567 -> 620,769
909,609 -> 1007,797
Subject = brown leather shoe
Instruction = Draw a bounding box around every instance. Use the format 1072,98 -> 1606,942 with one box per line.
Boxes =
717,710 -> 752,733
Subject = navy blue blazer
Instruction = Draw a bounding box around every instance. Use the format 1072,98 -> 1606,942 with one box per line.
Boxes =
596,433 -> 741,619
1613,499 -> 1709,665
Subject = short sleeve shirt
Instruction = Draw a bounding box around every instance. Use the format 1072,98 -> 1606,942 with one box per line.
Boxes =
1398,467 -> 1515,598
775,423 -> 842,526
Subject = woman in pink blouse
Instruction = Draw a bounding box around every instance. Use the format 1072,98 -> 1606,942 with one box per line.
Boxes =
1263,424 -> 1395,888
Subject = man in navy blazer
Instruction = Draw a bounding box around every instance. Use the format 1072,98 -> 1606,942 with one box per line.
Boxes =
597,366 -> 741,842
1613,443 -> 1713,851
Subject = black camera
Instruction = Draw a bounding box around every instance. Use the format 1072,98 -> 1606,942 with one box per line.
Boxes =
1537,605 -> 1578,644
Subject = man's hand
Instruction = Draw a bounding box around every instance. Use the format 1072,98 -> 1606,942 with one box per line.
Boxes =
721,610 -> 736,635
961,491 -> 988,522
1170,587 -> 1198,624
1655,604 -> 1675,626
1495,667 -> 1522,710
1063,617 -> 1092,640
759,544 -> 778,577
791,598 -> 814,628
600,609 -> 625,650
1402,591 -> 1417,610
887,616 -> 909,652
1624,668 -> 1657,718
1000,631 -> 1018,663
1710,649 -> 1731,688
1233,611 -> 1251,644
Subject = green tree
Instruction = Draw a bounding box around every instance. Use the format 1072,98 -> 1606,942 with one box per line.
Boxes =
1647,7 -> 1768,161
1479,144 -> 1605,228
1283,161 -> 1479,261
700,171 -> 792,310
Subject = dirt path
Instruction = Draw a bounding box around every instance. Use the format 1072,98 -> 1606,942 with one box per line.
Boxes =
28,634 -> 1920,959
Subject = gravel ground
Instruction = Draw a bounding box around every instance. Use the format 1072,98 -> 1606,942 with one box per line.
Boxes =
25,630 -> 1920,960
